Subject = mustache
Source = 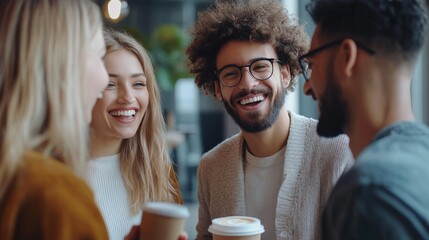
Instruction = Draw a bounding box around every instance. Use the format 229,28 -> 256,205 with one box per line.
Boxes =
231,86 -> 272,102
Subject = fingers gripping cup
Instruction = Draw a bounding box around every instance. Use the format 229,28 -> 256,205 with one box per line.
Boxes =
139,202 -> 190,240
208,216 -> 265,240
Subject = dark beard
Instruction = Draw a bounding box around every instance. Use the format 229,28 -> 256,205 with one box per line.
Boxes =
317,63 -> 348,137
222,86 -> 286,133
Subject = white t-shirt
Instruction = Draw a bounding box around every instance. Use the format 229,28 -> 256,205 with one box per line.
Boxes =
245,146 -> 286,240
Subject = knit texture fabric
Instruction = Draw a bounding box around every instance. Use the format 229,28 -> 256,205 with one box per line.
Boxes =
195,111 -> 354,240
87,154 -> 140,240
87,154 -> 183,240
0,151 -> 108,240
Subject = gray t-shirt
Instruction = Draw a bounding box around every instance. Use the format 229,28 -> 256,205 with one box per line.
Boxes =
322,121 -> 429,240
245,146 -> 286,240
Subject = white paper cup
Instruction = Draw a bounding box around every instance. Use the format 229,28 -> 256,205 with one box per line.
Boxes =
208,216 -> 265,240
139,202 -> 190,240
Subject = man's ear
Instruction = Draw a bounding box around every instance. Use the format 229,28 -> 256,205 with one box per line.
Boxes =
280,64 -> 291,88
214,81 -> 223,101
338,39 -> 358,78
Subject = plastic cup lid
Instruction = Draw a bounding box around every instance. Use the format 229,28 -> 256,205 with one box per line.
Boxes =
142,202 -> 190,218
208,216 -> 265,236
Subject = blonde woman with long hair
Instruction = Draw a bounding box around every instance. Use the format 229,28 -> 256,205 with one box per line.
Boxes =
0,0 -> 109,239
88,29 -> 183,240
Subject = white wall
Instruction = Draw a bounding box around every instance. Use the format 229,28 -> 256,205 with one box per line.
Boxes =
282,0 -> 300,114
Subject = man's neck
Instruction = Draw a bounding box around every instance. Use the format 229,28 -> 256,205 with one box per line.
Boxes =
346,69 -> 415,158
242,108 -> 290,157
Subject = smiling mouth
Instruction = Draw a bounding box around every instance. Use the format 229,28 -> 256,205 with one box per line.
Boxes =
109,110 -> 136,117
239,95 -> 266,105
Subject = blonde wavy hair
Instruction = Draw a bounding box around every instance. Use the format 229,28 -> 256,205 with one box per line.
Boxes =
0,0 -> 102,199
103,29 -> 176,213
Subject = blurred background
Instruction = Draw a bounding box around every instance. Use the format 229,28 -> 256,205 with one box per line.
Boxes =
94,0 -> 429,238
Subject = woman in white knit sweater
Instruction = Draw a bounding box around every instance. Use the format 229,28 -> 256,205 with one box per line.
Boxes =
87,29 -> 182,240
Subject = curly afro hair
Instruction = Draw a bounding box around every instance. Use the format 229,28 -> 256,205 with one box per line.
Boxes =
186,0 -> 309,97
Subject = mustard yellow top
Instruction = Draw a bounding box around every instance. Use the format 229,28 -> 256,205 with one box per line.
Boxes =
0,151 -> 108,239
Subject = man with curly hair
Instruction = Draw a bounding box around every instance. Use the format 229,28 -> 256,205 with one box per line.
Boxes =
301,0 -> 429,239
186,0 -> 354,239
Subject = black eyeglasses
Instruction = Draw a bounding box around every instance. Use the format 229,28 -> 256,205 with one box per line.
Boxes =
298,39 -> 376,81
215,58 -> 282,87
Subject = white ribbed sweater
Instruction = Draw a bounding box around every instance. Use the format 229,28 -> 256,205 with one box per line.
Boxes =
87,155 -> 142,240
195,111 -> 354,240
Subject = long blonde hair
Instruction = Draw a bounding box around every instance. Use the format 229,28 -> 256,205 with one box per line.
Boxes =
104,29 -> 176,212
0,0 -> 102,199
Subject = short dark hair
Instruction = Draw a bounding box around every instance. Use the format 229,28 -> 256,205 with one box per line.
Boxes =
186,0 -> 309,97
306,0 -> 429,60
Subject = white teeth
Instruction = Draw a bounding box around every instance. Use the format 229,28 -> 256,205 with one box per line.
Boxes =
239,95 -> 265,105
110,110 -> 136,117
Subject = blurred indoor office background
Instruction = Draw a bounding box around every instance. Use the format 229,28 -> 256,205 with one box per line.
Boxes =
95,0 -> 429,238
0,0 -> 425,238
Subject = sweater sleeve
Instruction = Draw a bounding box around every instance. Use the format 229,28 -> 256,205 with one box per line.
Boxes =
14,174 -> 108,240
0,152 -> 108,240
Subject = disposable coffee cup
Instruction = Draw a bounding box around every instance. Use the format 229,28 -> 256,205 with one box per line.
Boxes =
208,216 -> 265,240
139,202 -> 190,240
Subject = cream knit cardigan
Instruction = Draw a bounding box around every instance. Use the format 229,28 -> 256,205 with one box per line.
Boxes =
195,111 -> 354,240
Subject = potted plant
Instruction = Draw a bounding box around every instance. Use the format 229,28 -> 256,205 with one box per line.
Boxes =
151,24 -> 191,91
